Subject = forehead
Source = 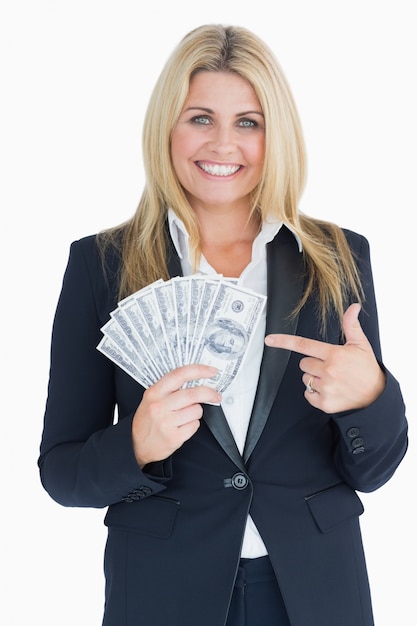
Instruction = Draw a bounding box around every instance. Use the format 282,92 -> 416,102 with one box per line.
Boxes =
185,71 -> 262,109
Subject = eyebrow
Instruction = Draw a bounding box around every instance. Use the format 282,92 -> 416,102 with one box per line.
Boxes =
184,106 -> 264,117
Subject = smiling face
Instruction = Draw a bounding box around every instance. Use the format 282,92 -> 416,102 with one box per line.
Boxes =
171,71 -> 265,218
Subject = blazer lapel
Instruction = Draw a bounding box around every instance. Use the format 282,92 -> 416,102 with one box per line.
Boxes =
166,239 -> 183,277
202,404 -> 246,471
243,226 -> 305,462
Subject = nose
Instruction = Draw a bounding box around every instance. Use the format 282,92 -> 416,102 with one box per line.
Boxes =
207,124 -> 236,155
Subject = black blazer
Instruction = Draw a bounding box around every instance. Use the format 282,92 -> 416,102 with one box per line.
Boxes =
39,225 -> 408,626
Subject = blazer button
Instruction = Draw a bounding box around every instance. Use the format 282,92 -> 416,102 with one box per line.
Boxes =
122,485 -> 153,502
352,437 -> 364,448
347,427 -> 360,438
231,473 -> 249,490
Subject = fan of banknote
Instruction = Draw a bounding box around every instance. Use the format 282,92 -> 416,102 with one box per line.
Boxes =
97,274 -> 267,393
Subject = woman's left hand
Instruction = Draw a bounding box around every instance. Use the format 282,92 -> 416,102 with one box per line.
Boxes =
264,303 -> 386,413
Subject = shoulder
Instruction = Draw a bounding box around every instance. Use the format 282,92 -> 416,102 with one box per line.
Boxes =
340,228 -> 372,263
341,227 -> 369,248
70,230 -> 123,275
69,233 -> 100,258
65,231 -> 124,310
300,215 -> 371,257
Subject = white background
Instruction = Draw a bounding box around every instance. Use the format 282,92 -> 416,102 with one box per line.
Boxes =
1,1 -> 415,624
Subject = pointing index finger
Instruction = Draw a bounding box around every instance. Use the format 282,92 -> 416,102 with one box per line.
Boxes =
264,333 -> 328,360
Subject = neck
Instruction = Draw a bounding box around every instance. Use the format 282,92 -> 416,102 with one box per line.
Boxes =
198,210 -> 261,247
197,211 -> 261,277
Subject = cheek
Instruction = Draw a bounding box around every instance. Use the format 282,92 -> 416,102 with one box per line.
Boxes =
171,128 -> 198,161
170,133 -> 182,167
247,136 -> 265,168
170,135 -> 189,182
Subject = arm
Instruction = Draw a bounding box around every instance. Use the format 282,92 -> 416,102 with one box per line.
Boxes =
265,234 -> 408,492
38,238 -> 220,508
38,238 -> 156,508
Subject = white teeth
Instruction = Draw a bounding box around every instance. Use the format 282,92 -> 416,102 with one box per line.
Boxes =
197,162 -> 241,176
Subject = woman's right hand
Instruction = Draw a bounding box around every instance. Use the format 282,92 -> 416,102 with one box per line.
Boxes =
131,365 -> 221,467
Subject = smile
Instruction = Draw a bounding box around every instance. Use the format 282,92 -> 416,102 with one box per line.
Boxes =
196,162 -> 242,177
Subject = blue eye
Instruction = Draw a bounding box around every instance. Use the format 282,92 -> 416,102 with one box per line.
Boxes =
192,116 -> 210,125
239,118 -> 256,128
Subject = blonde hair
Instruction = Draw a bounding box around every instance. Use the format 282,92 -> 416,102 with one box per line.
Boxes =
99,24 -> 362,328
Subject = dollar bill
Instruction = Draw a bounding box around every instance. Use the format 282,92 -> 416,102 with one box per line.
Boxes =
110,307 -> 161,382
152,280 -> 180,369
117,288 -> 167,378
187,277 -> 221,364
97,275 -> 266,393
96,335 -> 152,388
171,276 -> 190,366
189,282 -> 267,392
135,287 -> 173,373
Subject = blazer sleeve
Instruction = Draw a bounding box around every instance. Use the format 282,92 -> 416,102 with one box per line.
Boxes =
38,237 -> 170,508
331,232 -> 408,492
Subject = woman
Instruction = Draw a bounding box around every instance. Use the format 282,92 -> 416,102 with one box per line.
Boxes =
38,24 -> 408,626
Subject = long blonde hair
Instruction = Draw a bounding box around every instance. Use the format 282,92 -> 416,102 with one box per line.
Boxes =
99,24 -> 362,328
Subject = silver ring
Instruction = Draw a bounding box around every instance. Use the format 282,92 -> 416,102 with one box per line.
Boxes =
306,376 -> 315,393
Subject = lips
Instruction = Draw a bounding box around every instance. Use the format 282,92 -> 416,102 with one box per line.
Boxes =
196,161 -> 242,177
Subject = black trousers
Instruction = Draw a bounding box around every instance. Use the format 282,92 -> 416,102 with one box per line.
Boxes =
226,556 -> 290,626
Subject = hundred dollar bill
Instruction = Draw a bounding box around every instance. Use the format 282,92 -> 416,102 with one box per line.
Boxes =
110,307 -> 161,383
152,280 -> 180,369
99,316 -> 156,387
96,335 -> 152,388
186,275 -> 205,363
187,277 -> 221,364
118,288 -> 167,378
171,276 -> 190,366
135,287 -> 173,373
185,273 -> 226,363
189,282 -> 267,393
